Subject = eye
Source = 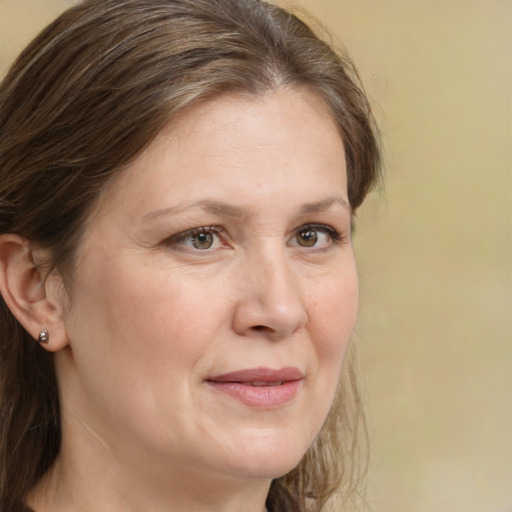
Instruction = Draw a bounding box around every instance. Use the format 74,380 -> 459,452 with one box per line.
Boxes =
296,228 -> 319,247
191,231 -> 215,250
292,224 -> 341,249
165,227 -> 225,251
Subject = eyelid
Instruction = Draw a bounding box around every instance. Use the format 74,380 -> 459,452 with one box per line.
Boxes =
170,226 -> 222,241
164,225 -> 227,251
312,223 -> 341,240
162,222 -> 346,252
291,223 -> 343,244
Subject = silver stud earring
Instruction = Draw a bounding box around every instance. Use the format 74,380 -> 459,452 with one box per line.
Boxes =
38,330 -> 49,344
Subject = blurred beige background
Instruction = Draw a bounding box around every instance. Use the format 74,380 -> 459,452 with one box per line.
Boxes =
1,1 -> 510,511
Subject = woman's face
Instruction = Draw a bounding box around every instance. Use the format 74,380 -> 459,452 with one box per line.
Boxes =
56,89 -> 358,485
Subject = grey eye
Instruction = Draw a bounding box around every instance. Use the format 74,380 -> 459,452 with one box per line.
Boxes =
192,231 -> 215,249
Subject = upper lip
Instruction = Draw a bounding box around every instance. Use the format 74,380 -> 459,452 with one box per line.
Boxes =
207,367 -> 304,383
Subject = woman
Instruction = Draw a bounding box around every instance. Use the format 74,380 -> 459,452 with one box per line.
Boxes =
0,0 -> 381,511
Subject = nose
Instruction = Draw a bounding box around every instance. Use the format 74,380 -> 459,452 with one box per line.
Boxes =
231,250 -> 308,341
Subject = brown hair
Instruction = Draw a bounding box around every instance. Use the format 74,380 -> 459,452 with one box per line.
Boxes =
0,0 -> 380,510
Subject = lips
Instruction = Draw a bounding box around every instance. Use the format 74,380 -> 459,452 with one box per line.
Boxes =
206,367 -> 303,409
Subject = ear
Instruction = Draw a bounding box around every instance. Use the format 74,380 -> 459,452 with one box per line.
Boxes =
0,234 -> 69,352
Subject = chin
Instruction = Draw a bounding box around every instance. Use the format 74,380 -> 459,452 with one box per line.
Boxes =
226,457 -> 303,481
218,430 -> 312,480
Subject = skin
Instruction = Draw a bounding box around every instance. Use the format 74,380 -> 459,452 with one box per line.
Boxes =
25,88 -> 358,512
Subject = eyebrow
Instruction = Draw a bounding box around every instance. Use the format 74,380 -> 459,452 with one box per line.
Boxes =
142,200 -> 246,222
299,196 -> 350,214
141,195 -> 350,223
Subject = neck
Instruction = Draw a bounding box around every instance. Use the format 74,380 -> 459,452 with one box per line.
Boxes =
27,414 -> 271,512
28,459 -> 271,512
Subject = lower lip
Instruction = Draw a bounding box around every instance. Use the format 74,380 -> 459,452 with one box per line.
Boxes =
207,380 -> 302,409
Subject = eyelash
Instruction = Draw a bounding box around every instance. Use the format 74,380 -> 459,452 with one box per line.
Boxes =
297,224 -> 342,244
165,226 -> 225,250
164,224 -> 344,252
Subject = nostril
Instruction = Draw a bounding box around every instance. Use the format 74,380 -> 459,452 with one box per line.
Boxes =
252,325 -> 267,331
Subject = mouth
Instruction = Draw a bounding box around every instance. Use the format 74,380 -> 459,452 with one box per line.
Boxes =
206,367 -> 304,409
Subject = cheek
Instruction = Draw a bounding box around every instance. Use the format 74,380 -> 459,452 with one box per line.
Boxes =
66,257 -> 228,384
295,269 -> 358,446
309,267 -> 359,362
60,258 -> 230,447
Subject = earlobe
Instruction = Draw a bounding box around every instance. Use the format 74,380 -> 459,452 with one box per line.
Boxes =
0,234 -> 69,352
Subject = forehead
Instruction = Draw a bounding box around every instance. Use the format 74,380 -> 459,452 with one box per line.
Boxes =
94,88 -> 347,220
